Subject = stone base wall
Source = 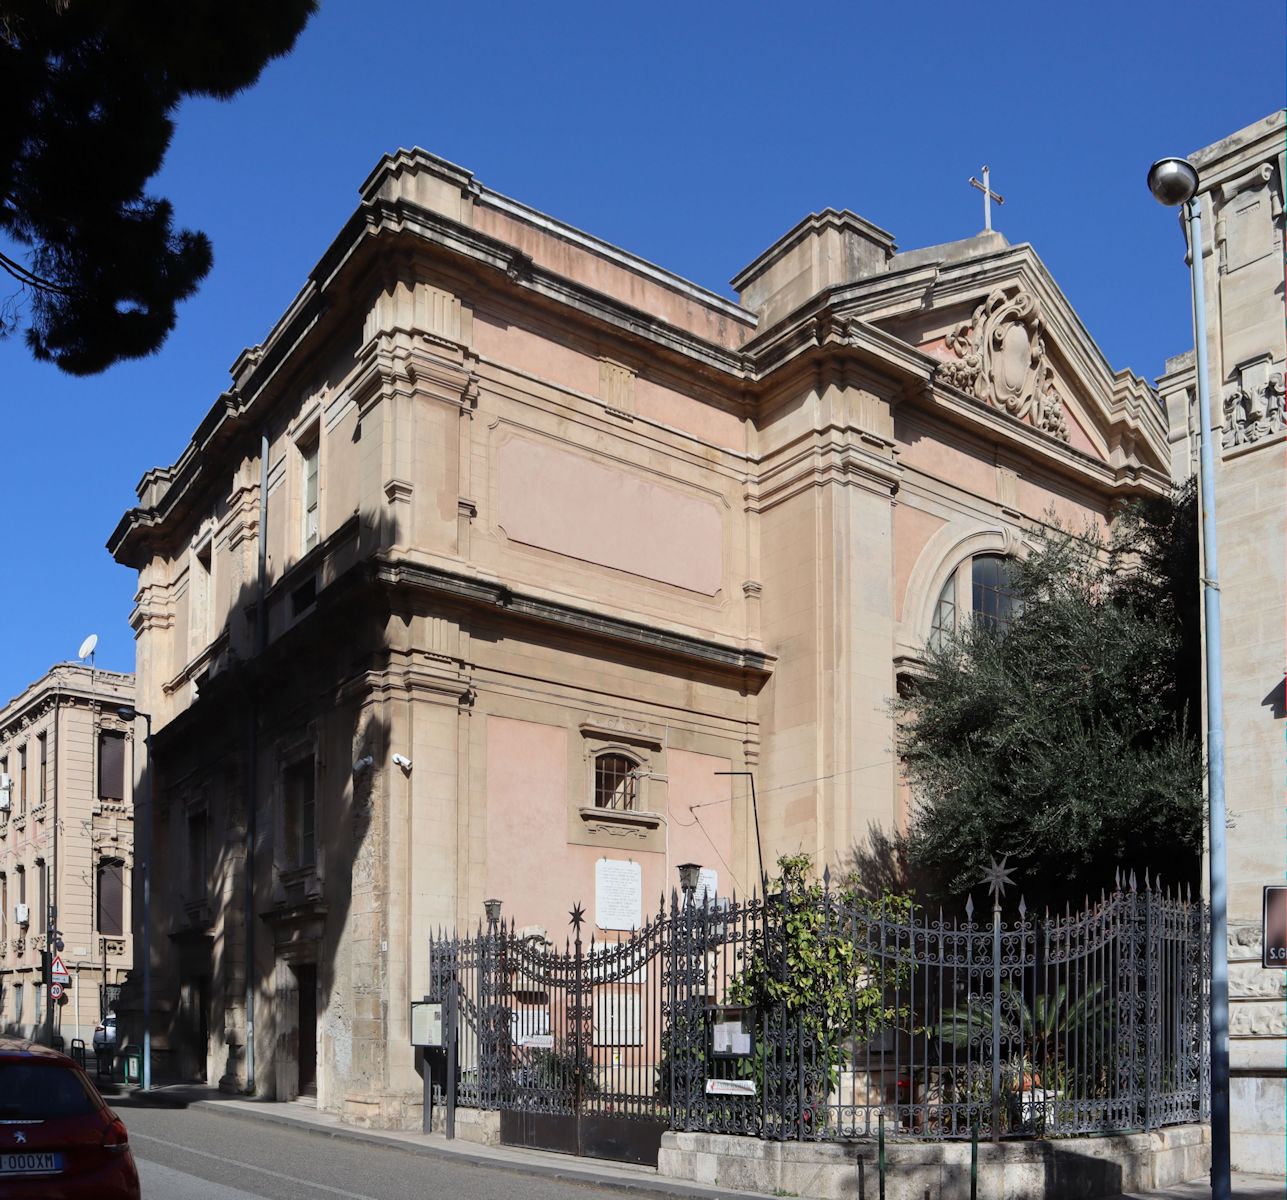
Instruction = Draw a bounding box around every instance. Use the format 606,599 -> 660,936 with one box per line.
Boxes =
658,1125 -> 1210,1200
338,1088 -> 425,1131
1231,1076 -> 1286,1173
428,1106 -> 501,1146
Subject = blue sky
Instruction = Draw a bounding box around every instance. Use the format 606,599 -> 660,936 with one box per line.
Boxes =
0,0 -> 1281,701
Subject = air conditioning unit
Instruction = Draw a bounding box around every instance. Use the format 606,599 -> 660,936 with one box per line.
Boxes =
14,903 -> 28,927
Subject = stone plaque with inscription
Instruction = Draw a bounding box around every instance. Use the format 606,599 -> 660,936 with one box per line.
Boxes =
595,858 -> 642,931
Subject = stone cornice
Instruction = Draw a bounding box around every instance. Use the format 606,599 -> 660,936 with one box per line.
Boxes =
752,435 -> 902,514
741,301 -> 936,388
359,196 -> 750,376
0,665 -> 134,732
924,372 -> 1171,496
372,557 -> 773,678
730,208 -> 898,294
1189,110 -> 1284,179
361,147 -> 754,325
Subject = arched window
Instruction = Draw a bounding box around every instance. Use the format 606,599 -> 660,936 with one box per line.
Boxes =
971,554 -> 1017,633
927,554 -> 1019,648
928,571 -> 957,652
594,752 -> 638,811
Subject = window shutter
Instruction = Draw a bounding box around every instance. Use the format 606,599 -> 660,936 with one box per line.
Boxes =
99,732 -> 126,801
98,862 -> 124,937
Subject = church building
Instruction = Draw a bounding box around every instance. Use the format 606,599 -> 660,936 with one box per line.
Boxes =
108,148 -> 1170,1123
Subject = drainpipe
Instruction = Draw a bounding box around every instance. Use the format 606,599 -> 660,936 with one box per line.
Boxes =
244,432 -> 268,1094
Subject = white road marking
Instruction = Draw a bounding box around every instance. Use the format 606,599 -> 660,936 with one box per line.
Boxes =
137,1157 -> 266,1200
131,1131 -> 387,1200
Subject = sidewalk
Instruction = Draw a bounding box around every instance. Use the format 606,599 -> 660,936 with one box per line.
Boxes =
119,1083 -> 764,1200
119,1084 -> 1282,1200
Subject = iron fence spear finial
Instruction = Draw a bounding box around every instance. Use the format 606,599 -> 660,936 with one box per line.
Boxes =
982,856 -> 1016,904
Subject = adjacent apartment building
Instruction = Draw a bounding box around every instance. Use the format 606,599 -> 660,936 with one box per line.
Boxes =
0,663 -> 135,1048
108,148 -> 1170,1125
1158,110 -> 1286,1171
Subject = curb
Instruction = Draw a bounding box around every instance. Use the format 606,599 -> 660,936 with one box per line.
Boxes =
148,1095 -> 760,1200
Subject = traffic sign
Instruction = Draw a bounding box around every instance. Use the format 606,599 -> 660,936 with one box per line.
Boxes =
49,953 -> 70,985
49,982 -> 64,1001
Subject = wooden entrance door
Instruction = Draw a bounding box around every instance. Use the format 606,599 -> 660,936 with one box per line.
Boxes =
295,964 -> 317,1098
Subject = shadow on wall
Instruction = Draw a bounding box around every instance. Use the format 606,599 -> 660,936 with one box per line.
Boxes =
1262,676 -> 1286,720
114,506 -> 408,1096
843,821 -> 944,903
864,1139 -> 1127,1200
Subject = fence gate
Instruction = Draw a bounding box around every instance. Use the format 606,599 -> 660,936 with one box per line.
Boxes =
430,874 -> 1206,1163
431,903 -> 672,1165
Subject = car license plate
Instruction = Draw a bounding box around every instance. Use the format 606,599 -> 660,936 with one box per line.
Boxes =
0,1151 -> 62,1174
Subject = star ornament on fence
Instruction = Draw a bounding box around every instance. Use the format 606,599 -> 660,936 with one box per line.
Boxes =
982,856 -> 1016,903
568,901 -> 585,932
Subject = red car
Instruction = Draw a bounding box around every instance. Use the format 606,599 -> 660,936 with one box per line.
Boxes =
0,1038 -> 139,1199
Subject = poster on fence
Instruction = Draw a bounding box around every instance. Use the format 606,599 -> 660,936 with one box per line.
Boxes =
512,1009 -> 553,1048
705,1078 -> 755,1096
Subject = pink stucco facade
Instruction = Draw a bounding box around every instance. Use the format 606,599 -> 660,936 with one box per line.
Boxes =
109,150 -> 1171,1126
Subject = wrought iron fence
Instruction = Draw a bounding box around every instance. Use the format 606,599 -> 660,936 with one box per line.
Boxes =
428,872 -> 1206,1143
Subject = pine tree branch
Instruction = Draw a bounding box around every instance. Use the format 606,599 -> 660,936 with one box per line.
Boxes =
0,247 -> 77,295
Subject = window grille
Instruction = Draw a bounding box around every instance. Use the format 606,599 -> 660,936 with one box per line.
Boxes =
594,754 -> 637,811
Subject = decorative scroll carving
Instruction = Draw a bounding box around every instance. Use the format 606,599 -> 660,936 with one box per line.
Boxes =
940,288 -> 1070,441
1223,355 -> 1285,450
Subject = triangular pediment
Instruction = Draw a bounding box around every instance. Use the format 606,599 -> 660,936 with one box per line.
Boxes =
851,237 -> 1169,476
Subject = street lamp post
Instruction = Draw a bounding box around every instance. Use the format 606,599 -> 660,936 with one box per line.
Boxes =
117,706 -> 152,1092
1146,156 -> 1230,1200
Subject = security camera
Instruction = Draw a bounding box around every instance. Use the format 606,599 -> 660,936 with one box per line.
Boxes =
352,756 -> 374,775
391,753 -> 412,770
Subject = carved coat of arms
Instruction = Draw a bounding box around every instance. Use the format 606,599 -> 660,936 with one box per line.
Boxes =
938,288 -> 1070,442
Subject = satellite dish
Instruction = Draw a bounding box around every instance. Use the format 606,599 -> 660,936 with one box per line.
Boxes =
77,634 -> 98,661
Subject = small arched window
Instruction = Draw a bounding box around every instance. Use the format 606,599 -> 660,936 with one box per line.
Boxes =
594,753 -> 638,811
927,554 -> 1019,648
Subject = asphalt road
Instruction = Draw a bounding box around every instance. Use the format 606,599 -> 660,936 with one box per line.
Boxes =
117,1101 -> 638,1200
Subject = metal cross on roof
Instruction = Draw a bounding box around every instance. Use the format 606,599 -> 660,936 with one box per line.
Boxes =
969,165 -> 1005,233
